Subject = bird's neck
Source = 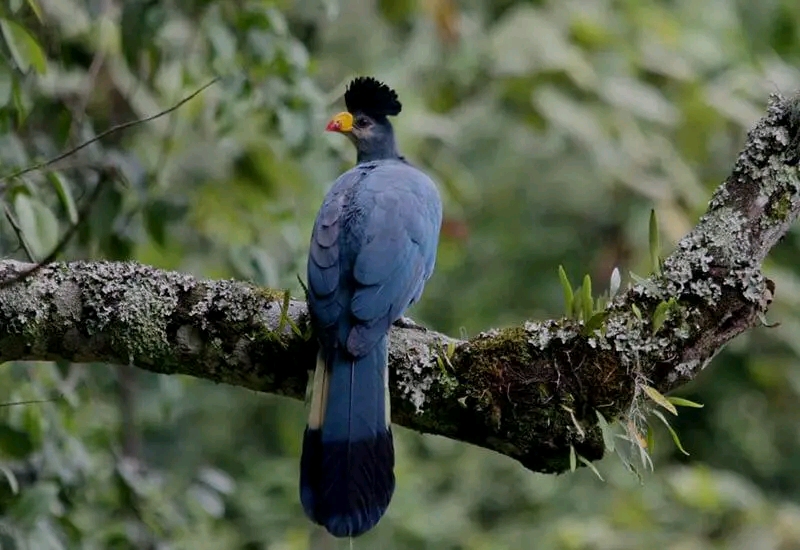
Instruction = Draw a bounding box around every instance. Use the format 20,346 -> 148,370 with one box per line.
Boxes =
356,125 -> 400,163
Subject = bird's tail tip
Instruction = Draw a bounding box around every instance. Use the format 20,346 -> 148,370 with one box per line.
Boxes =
300,339 -> 394,537
300,427 -> 395,538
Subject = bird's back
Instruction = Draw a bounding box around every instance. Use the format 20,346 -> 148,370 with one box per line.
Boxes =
307,158 -> 442,355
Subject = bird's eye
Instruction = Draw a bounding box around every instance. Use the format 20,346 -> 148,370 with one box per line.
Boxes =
354,117 -> 370,128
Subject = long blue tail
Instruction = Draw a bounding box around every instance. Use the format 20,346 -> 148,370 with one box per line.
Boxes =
299,335 -> 395,538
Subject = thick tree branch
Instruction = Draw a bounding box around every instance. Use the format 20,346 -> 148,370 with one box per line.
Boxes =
0,93 -> 798,474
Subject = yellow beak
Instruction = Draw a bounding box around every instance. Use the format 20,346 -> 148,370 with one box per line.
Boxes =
325,111 -> 354,133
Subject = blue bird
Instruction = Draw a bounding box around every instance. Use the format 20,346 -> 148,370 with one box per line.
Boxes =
300,77 -> 442,538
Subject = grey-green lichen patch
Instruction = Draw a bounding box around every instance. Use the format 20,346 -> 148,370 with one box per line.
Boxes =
702,208 -> 750,256
75,261 -> 196,362
190,279 -> 254,330
0,262 -> 70,353
113,281 -> 177,357
604,311 -> 655,372
687,207 -> 766,304
391,331 -> 443,414
643,204 -> 761,316
523,319 -> 579,349
708,95 -> 800,225
769,191 -> 795,222
667,359 -> 702,385
729,266 -> 766,303
53,281 -> 82,322
755,141 -> 800,206
188,279 -> 297,342
524,320 -> 553,348
708,183 -> 730,210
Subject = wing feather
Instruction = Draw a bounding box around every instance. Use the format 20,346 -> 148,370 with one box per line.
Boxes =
307,161 -> 442,355
307,175 -> 353,332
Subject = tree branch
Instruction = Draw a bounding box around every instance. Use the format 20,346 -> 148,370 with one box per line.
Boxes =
0,93 -> 798,474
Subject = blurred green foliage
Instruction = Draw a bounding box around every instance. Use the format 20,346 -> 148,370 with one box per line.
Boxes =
2,0 -> 800,548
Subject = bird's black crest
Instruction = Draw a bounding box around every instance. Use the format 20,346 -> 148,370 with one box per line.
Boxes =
344,77 -> 402,118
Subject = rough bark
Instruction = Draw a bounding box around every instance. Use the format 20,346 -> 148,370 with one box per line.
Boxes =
0,93 -> 798,474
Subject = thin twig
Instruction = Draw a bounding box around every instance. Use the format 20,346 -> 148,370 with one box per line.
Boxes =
3,203 -> 36,262
0,397 -> 63,408
0,77 -> 220,185
0,167 -> 110,289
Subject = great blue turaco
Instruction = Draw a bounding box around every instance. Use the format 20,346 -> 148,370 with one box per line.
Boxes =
300,77 -> 443,538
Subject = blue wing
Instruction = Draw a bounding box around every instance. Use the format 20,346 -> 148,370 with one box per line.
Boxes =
346,162 -> 442,356
306,174 -> 350,336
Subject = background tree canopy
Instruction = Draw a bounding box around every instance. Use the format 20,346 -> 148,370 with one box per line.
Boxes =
1,0 -> 800,548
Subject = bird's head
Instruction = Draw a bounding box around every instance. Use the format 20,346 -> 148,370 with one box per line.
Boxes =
325,77 -> 402,161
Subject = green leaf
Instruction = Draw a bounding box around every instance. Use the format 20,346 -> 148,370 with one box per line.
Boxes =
583,311 -> 608,335
651,300 -> 671,333
757,312 -> 780,328
144,200 -> 169,248
629,271 -> 647,284
631,303 -> 642,320
207,20 -> 237,64
594,295 -> 607,313
609,266 -> 621,297
88,183 -> 122,241
25,0 -> 44,21
571,291 -> 583,320
577,454 -> 605,481
14,194 -> 60,260
277,290 -> 291,334
22,401 -> 44,447
11,78 -> 32,125
121,0 -> 163,69
198,466 -> 236,495
47,172 -> 78,224
638,443 -> 654,471
581,274 -> 593,321
646,424 -> 655,452
26,522 -> 66,550
190,485 -> 225,518
569,445 -> 576,473
667,396 -> 704,408
643,385 -> 678,415
649,208 -> 660,274
8,482 -> 59,525
0,464 -> 19,494
0,66 -> 12,107
0,18 -> 47,74
0,424 -> 33,458
615,444 -> 643,484
652,410 -> 690,456
558,265 -> 574,318
595,410 -> 615,452
275,289 -> 303,338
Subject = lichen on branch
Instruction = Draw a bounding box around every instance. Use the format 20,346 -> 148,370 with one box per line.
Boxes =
0,93 -> 798,474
